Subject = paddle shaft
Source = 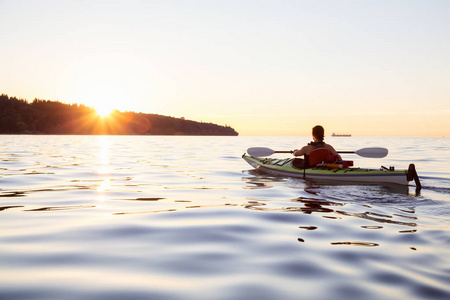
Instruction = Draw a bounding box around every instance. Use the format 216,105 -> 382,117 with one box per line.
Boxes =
247,147 -> 388,158
275,150 -> 353,154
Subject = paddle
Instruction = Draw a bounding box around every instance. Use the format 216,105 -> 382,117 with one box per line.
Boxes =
247,147 -> 388,158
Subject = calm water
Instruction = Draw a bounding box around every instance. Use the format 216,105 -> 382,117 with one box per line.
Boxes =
1,135 -> 449,300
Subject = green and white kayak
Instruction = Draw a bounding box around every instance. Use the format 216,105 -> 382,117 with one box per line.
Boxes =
242,154 -> 421,187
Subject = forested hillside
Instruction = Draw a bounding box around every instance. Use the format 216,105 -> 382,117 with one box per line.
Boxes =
0,94 -> 238,136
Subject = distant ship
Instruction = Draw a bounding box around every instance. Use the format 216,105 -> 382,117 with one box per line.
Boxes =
332,133 -> 351,137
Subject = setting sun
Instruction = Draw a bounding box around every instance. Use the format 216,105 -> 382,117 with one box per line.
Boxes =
95,106 -> 114,118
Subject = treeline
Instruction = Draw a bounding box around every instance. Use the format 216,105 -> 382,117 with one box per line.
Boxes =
0,94 -> 238,136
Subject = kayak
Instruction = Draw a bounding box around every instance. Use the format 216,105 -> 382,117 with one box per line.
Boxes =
242,154 -> 421,187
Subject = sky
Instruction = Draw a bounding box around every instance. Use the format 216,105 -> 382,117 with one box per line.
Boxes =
1,0 -> 449,136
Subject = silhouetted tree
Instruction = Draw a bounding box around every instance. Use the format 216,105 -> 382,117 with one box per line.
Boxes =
0,94 -> 238,136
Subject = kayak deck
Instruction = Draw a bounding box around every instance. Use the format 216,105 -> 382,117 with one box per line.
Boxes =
243,154 -> 420,187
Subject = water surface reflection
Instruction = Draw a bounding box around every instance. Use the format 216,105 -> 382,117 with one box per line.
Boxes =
1,135 -> 449,300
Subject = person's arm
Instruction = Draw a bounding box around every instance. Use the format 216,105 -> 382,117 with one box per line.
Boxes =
327,145 -> 342,160
293,146 -> 309,157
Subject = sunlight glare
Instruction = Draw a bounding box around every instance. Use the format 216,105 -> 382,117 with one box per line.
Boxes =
96,106 -> 114,118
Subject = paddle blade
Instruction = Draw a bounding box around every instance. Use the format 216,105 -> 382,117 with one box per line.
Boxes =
355,147 -> 388,158
247,147 -> 275,157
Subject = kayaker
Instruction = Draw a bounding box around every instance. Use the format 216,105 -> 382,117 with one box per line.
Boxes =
293,125 -> 342,168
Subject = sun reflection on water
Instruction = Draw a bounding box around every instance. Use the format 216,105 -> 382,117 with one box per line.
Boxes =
98,179 -> 112,192
96,136 -> 113,195
98,136 -> 110,165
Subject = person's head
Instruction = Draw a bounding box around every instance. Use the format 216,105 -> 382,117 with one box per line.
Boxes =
312,125 -> 324,142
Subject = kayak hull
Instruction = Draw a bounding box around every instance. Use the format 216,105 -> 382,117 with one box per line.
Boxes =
243,154 -> 414,186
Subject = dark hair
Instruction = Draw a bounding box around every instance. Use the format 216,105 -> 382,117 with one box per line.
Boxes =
312,125 -> 324,142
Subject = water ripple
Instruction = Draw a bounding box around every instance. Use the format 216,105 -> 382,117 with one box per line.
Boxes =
1,135 -> 449,300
